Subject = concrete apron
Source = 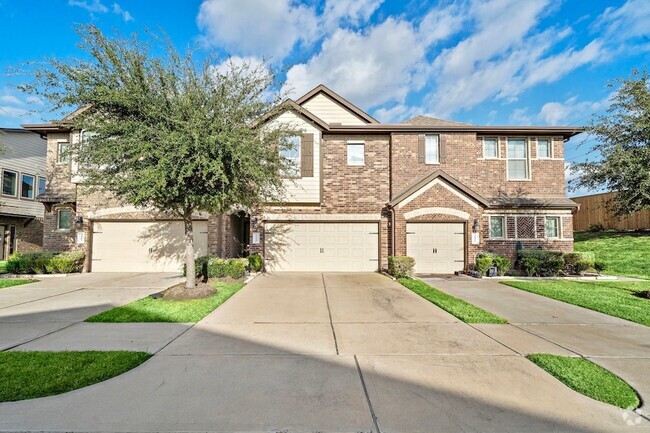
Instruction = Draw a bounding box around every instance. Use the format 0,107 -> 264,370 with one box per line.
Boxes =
0,272 -> 647,432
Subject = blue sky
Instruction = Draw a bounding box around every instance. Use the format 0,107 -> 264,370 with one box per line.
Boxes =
1,0 -> 649,195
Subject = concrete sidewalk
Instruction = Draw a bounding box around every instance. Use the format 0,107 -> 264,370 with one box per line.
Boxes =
426,276 -> 650,418
0,272 -> 647,432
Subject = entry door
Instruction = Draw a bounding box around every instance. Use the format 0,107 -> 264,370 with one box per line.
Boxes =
407,222 -> 465,274
0,225 -> 5,260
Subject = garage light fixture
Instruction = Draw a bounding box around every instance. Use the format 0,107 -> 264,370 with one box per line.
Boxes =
74,215 -> 84,229
472,218 -> 479,233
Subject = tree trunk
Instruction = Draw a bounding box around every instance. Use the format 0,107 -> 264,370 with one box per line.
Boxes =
183,213 -> 195,290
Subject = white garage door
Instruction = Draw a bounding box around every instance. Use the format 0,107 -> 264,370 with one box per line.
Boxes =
407,222 -> 465,274
91,220 -> 208,273
264,222 -> 379,272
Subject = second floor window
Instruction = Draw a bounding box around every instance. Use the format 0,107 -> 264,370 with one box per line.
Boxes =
347,142 -> 365,166
280,135 -> 301,177
38,177 -> 46,196
425,134 -> 439,164
2,170 -> 17,196
483,137 -> 499,158
58,141 -> 70,164
507,138 -> 529,180
537,138 -> 551,158
21,174 -> 35,199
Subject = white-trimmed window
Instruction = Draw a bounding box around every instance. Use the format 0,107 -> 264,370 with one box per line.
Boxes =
1,169 -> 17,196
483,137 -> 499,159
20,174 -> 35,199
489,216 -> 505,238
537,138 -> 551,159
280,135 -> 301,177
347,141 -> 365,166
38,177 -> 46,196
425,134 -> 439,164
57,208 -> 72,231
545,216 -> 561,239
507,138 -> 530,180
57,141 -> 70,164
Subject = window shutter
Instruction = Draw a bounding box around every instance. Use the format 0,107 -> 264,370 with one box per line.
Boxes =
301,133 -> 314,177
439,137 -> 446,163
417,134 -> 425,163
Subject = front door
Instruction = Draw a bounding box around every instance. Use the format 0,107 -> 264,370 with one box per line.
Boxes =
406,222 -> 465,274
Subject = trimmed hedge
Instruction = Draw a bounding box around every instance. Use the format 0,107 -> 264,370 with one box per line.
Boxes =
517,249 -> 601,277
187,256 -> 249,280
247,253 -> 263,272
388,256 -> 415,278
6,251 -> 85,274
475,252 -> 512,276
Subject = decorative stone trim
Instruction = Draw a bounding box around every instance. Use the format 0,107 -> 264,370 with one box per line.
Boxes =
404,207 -> 470,221
262,213 -> 381,221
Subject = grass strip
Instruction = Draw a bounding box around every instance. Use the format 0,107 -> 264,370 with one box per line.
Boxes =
86,280 -> 244,323
398,277 -> 507,324
0,351 -> 151,402
502,280 -> 650,326
0,279 -> 33,289
527,354 -> 640,409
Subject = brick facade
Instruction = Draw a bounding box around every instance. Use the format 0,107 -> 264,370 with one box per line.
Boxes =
0,217 -> 43,258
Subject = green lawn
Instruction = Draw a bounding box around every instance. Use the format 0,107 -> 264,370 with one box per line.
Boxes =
0,351 -> 151,402
502,280 -> 650,326
574,231 -> 650,279
0,279 -> 33,289
398,278 -> 507,324
527,354 -> 639,409
86,280 -> 244,323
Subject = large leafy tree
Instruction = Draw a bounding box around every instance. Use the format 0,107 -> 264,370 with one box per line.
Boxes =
571,69 -> 650,215
20,25 -> 296,290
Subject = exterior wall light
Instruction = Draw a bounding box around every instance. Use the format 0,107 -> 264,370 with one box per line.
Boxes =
74,215 -> 84,230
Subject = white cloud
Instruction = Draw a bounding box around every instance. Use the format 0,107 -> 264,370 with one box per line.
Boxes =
0,106 -> 28,118
373,104 -> 420,123
283,18 -> 427,108
0,95 -> 21,105
321,0 -> 383,32
595,0 -> 650,41
538,94 -> 610,126
112,3 -> 133,22
197,0 -> 319,60
417,2 -> 467,47
68,0 -> 108,14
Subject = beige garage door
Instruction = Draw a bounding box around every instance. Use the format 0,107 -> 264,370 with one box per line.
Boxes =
91,221 -> 208,273
407,222 -> 465,274
264,222 -> 379,272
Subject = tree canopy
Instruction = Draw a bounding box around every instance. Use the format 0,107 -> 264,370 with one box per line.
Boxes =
571,69 -> 650,215
20,25 -> 298,288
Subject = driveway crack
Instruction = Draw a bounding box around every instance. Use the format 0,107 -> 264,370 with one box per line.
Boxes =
355,355 -> 381,433
321,273 -> 339,355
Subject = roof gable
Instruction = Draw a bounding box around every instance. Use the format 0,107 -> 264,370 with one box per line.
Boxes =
389,169 -> 489,208
401,115 -> 472,127
295,84 -> 378,124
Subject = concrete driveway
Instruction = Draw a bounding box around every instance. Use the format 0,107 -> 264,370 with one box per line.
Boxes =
0,272 -> 647,433
0,272 -> 184,350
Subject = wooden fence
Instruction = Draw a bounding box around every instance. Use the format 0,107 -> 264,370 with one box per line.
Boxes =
573,192 -> 650,232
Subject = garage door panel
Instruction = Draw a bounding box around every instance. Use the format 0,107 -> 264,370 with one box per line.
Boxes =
265,222 -> 378,272
407,222 -> 465,274
92,221 -> 208,273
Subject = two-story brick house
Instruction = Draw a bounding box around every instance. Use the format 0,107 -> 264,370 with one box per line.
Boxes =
24,85 -> 580,274
0,128 -> 47,259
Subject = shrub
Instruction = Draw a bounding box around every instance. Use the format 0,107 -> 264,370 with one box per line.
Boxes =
476,251 -> 498,259
521,257 -> 540,276
475,257 -> 494,276
493,256 -> 512,276
564,251 -> 595,267
588,223 -> 605,232
387,256 -> 415,278
6,251 -> 84,274
594,261 -> 607,273
207,257 -> 247,279
247,253 -> 263,272
517,250 -> 564,277
573,260 -> 591,274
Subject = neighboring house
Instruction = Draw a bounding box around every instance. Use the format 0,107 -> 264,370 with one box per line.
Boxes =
0,128 -> 47,259
23,85 -> 581,274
